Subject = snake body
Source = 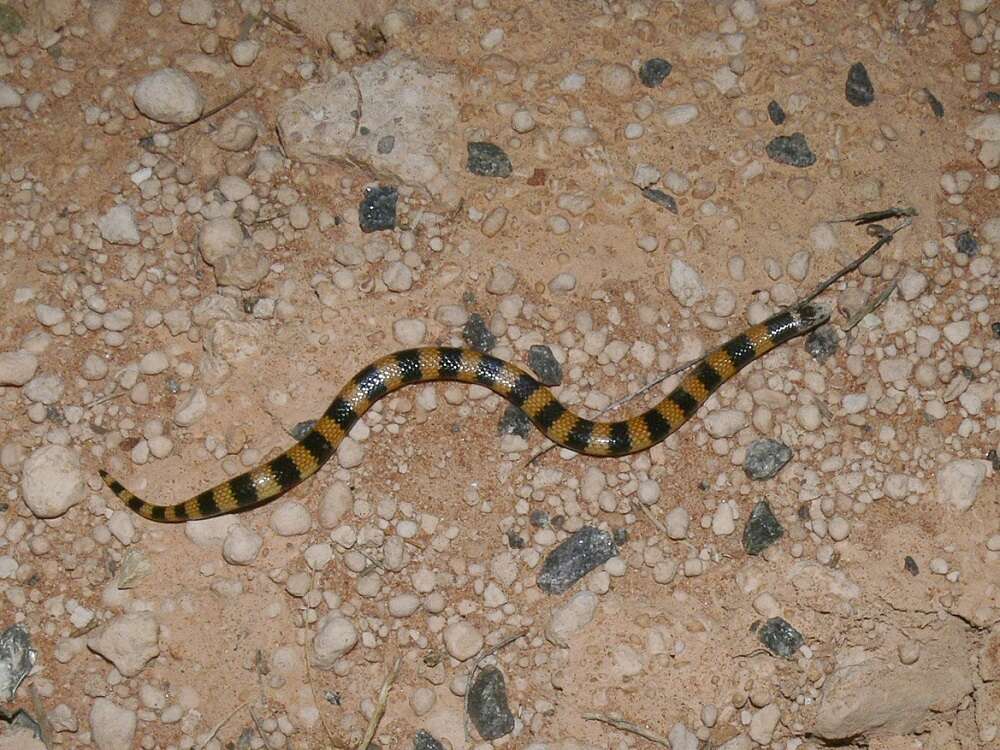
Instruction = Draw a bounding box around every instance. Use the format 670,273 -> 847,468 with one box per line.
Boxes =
99,302 -> 831,522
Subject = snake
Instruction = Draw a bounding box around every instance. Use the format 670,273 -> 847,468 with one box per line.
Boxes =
99,301 -> 831,522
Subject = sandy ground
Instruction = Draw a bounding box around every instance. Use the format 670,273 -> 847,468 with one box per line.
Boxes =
0,0 -> 998,749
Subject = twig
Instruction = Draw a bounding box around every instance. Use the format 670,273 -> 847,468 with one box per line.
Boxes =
829,206 -> 918,225
348,71 -> 363,140
247,707 -> 267,744
631,500 -> 667,535
196,702 -> 250,750
843,277 -> 899,332
86,389 -> 126,409
799,216 -> 912,305
464,629 -> 528,741
355,655 -> 402,750
582,712 -> 672,747
141,85 -> 255,141
264,10 -> 302,35
29,685 -> 53,750
302,639 -> 343,750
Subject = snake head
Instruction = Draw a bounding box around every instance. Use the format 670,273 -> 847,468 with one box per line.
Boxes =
792,302 -> 832,333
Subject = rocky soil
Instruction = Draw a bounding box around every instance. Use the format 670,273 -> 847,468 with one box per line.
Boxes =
0,0 -> 998,749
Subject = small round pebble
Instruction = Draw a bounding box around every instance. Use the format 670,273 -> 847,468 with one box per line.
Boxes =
443,620 -> 483,661
133,68 -> 205,124
223,524 -> 263,565
270,501 -> 312,536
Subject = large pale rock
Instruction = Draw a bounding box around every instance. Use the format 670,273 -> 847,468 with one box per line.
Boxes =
86,613 -> 160,677
277,51 -> 462,208
811,621 -> 973,740
133,68 -> 204,125
21,445 -> 85,518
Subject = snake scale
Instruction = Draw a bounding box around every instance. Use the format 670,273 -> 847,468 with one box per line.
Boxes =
99,302 -> 831,522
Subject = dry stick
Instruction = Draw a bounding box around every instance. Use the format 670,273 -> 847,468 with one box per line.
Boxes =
463,629 -> 529,741
355,655 -> 402,750
582,712 -> 672,747
301,639 -> 345,750
141,85 -> 255,141
799,217 -> 913,305
844,276 -> 900,332
248,707 -> 268,745
631,499 -> 667,535
264,10 -> 302,35
196,702 -> 250,750
349,71 -> 364,140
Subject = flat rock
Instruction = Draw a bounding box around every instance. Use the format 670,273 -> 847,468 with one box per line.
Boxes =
277,51 -> 462,208
87,613 -> 159,677
811,621 -> 973,740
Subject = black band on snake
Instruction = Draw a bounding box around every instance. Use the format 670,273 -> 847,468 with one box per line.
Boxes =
99,302 -> 831,523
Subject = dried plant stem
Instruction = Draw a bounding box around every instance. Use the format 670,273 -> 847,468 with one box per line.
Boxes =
582,712 -> 671,747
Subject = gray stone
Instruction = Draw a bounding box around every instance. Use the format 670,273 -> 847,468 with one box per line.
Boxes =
742,500 -> 783,555
743,439 -> 793,480
467,667 -> 515,740
765,133 -> 816,167
537,526 -> 617,594
845,62 -> 875,107
132,68 -> 204,125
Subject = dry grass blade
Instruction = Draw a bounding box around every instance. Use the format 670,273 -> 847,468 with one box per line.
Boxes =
631,499 -> 667,534
196,702 -> 250,750
141,85 -> 256,141
582,712 -> 671,747
355,655 -> 402,750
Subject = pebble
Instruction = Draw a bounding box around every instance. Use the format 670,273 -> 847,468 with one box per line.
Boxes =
21,445 -> 84,518
270,501 -> 312,536
943,321 -> 970,345
767,100 -> 786,125
230,40 -> 261,67
311,615 -> 357,668
668,258 -> 707,307
845,62 -> 875,106
758,616 -> 804,658
0,350 -> 38,386
966,114 -> 1000,142
132,68 -> 205,124
467,142 -> 512,178
704,408 -> 747,438
937,459 -> 987,510
467,666 -> 515,740
173,388 -> 207,426
222,524 -> 263,565
90,698 -> 137,750
662,104 -> 699,127
98,204 -> 141,245
955,230 -> 979,256
806,325 -> 839,362
545,591 -> 597,645
743,501 -> 784,555
639,57 -> 672,87
744,439 -> 793,479
537,526 -> 617,594
765,133 -> 816,167
393,318 -> 427,346
383,261 -> 414,292
443,620 -> 483,661
598,63 -> 634,96
86,613 -> 159,676
389,593 -> 421,618
712,502 -> 736,535
359,186 -> 398,233
0,81 -> 22,109
139,350 -> 169,375
749,704 -> 781,745
666,507 -> 690,540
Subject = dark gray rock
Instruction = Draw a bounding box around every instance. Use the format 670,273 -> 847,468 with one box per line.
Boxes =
359,185 -> 398,233
463,313 -> 497,352
529,509 -> 550,527
743,439 -> 793,480
904,555 -> 919,576
0,625 -> 36,702
641,187 -> 678,213
767,100 -> 786,125
955,230 -> 979,257
413,730 -> 444,750
537,526 -> 617,594
845,62 -> 875,107
924,89 -> 944,119
758,617 -> 804,658
377,134 -> 395,154
527,345 -> 562,386
806,325 -> 839,363
498,404 -> 532,437
765,133 -> 816,167
639,58 -> 672,87
467,142 -> 512,178
742,500 -> 784,556
467,667 -> 515,740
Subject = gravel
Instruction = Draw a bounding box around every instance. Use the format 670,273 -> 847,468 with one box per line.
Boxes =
767,100 -> 786,125
758,617 -> 805,658
442,620 -> 483,661
467,666 -> 515,740
98,204 -> 141,245
462,313 -> 497,352
638,58 -> 672,87
359,185 -> 398,233
744,439 -> 794,480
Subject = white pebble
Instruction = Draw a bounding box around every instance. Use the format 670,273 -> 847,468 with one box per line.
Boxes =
545,591 -> 597,645
662,104 -> 699,126
669,258 -> 706,307
223,524 -> 263,565
937,459 -> 987,511
230,40 -> 261,67
270,501 -> 312,536
0,350 -> 38,386
311,614 -> 358,669
443,620 -> 483,661
21,445 -> 85,518
132,68 -> 205,125
98,204 -> 141,246
666,507 -> 690,540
